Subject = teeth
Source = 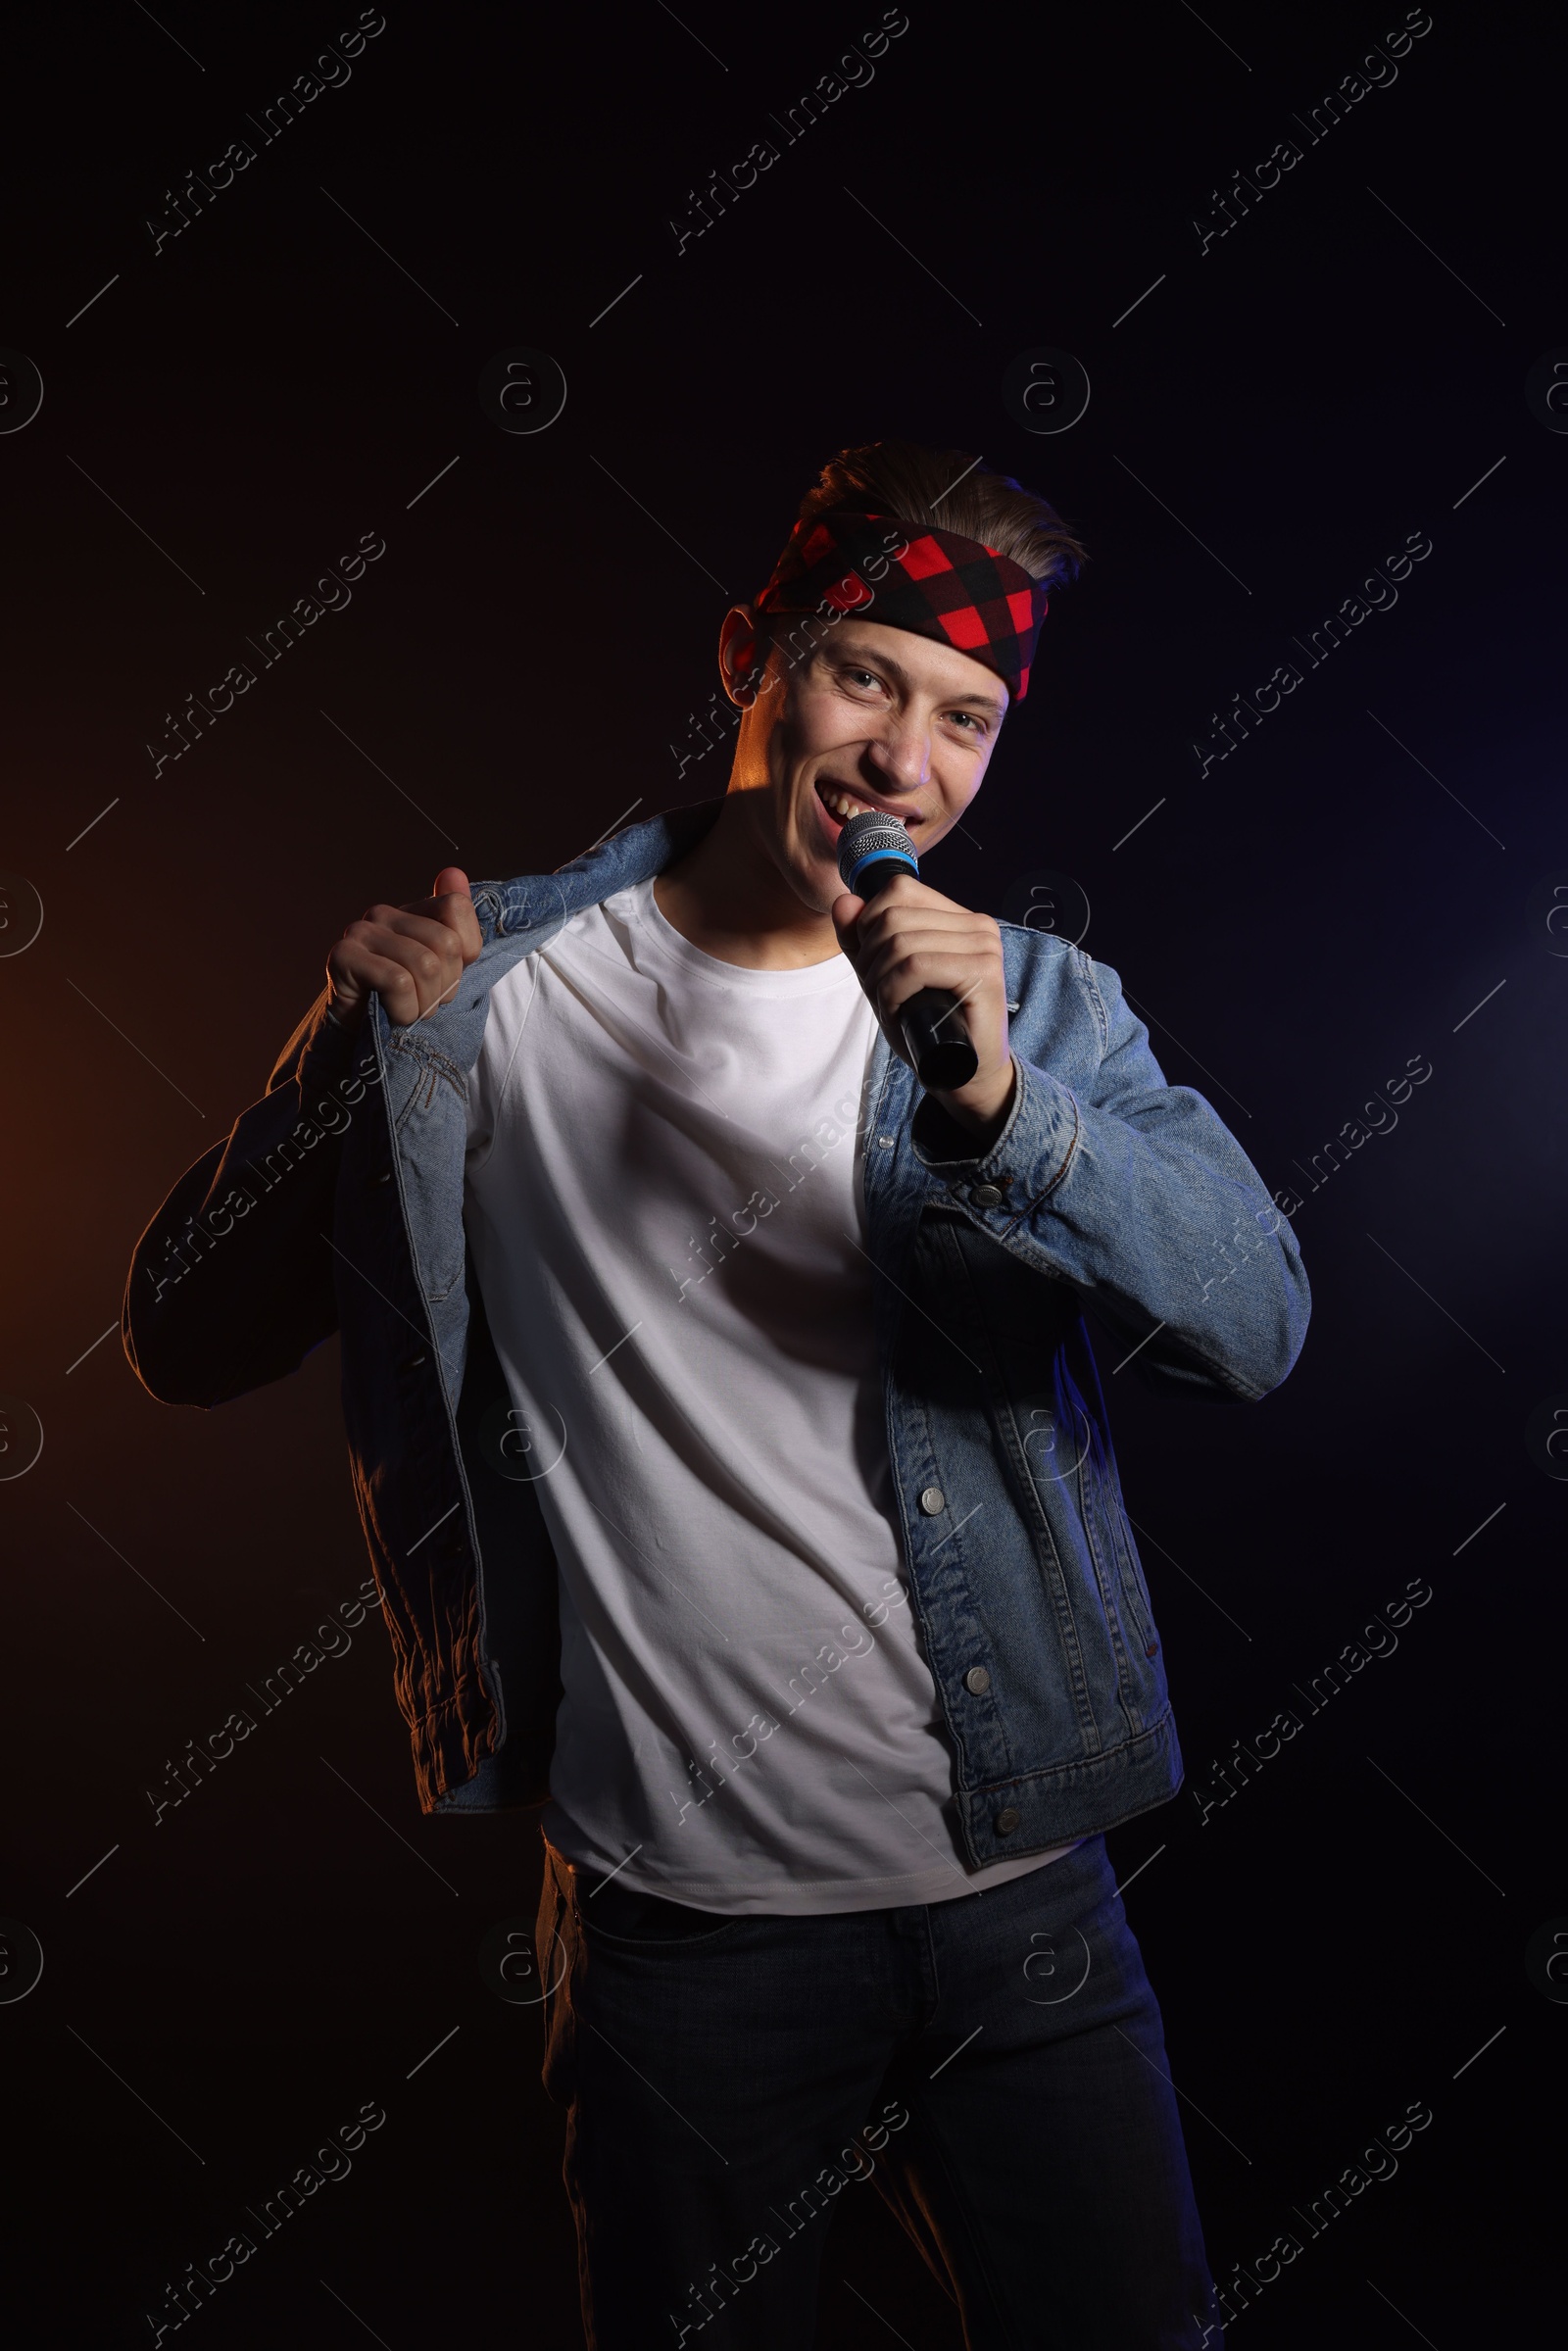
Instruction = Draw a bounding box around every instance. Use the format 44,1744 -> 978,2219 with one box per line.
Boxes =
821,787 -> 874,820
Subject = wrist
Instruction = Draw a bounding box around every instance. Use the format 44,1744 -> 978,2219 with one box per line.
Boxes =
932,1057 -> 1016,1150
324,991 -> 366,1034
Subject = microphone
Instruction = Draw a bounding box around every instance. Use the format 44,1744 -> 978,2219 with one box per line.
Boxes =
837,809 -> 980,1093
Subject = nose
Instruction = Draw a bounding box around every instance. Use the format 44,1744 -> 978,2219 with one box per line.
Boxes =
864,712 -> 931,793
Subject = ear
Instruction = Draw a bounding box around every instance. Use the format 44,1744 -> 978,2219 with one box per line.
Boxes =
718,604 -> 765,707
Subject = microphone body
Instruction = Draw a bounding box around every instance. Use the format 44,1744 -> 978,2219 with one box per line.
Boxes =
837,811 -> 981,1093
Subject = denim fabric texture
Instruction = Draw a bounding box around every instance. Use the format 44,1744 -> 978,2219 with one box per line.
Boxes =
535,1831 -> 1224,2348
123,799 -> 1309,1865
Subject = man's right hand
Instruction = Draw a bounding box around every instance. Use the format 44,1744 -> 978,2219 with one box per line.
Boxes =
325,865 -> 482,1033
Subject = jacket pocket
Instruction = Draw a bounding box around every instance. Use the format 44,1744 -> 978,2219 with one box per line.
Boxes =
1104,1488 -> 1158,1656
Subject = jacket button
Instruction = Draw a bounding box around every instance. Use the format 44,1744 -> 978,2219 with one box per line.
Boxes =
917,1487 -> 946,1515
964,1666 -> 991,1695
972,1184 -> 1003,1207
407,1353 -> 427,1370
877,1135 -> 895,1149
995,1807 -> 1021,1836
373,1171 -> 392,1185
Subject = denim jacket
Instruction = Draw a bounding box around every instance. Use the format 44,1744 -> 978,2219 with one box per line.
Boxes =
123,802 -> 1309,1865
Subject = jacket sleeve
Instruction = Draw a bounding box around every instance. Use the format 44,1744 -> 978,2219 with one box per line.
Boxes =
122,989 -> 372,1408
909,950 -> 1310,1401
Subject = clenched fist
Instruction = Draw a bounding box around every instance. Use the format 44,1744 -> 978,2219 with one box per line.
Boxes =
326,865 -> 482,1033
832,872 -> 1016,1142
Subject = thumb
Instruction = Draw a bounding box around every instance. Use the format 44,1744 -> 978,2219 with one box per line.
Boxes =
831,891 -> 864,955
432,865 -> 470,900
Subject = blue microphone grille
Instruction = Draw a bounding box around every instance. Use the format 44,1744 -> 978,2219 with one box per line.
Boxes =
838,809 -> 919,895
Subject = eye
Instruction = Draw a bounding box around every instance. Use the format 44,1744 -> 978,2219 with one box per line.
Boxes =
947,710 -> 987,736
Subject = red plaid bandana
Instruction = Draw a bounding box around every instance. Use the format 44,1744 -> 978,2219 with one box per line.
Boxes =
751,507 -> 1049,700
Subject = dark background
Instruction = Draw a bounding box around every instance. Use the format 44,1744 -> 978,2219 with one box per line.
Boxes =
2,1 -> 1562,2342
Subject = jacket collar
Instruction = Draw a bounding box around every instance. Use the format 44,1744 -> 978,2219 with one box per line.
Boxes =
472,797 -> 726,943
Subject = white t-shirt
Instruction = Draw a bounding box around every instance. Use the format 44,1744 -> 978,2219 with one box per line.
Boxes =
463,876 -> 1068,1913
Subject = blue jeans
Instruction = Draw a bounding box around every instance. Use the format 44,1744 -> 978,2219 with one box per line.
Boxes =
534,1834 -> 1222,2348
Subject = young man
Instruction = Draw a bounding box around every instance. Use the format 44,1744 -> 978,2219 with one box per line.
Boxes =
126,442 -> 1309,2349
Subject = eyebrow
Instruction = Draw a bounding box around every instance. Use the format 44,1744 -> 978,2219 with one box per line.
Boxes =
828,638 -> 1006,719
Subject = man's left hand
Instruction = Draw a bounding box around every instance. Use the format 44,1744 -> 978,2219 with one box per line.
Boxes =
833,873 -> 1015,1144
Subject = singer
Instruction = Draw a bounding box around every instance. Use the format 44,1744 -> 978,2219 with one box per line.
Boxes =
124,441 -> 1310,2348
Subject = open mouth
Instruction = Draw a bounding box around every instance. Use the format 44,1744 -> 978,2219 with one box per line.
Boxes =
811,780 -> 917,847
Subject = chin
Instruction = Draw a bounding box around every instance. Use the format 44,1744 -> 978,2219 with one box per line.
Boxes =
790,858 -> 841,915
779,842 -> 841,915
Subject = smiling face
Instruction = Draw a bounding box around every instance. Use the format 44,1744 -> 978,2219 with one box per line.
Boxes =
717,607 -> 1010,914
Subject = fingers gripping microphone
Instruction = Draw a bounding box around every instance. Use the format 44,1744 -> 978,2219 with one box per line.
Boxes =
838,811 -> 980,1093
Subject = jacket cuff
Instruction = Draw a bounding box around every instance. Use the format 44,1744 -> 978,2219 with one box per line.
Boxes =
268,987 -> 361,1096
910,1056 -> 1080,1221
302,998 -> 362,1080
